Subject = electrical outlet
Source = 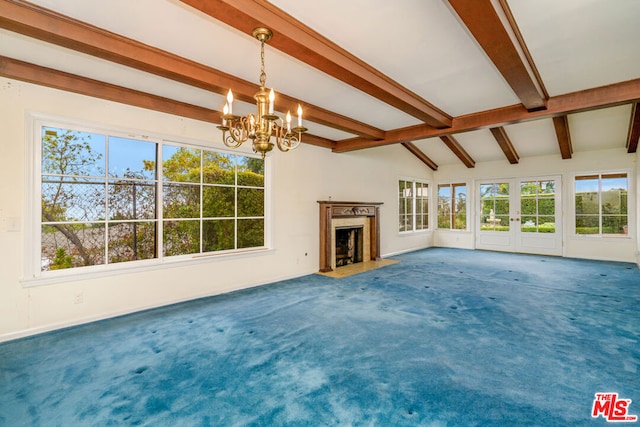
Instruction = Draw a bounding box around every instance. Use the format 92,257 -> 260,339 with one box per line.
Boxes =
74,292 -> 84,304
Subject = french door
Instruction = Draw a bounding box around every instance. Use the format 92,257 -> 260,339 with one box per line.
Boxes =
476,176 -> 562,256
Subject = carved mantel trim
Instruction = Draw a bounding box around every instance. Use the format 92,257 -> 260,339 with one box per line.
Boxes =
317,201 -> 383,272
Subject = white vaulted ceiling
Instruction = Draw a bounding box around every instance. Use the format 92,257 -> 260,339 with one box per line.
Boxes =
0,0 -> 638,168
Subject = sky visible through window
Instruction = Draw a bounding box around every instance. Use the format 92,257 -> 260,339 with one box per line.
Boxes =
575,177 -> 627,193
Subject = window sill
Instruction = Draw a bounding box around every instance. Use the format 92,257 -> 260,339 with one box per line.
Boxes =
398,229 -> 431,236
21,247 -> 274,287
571,234 -> 632,240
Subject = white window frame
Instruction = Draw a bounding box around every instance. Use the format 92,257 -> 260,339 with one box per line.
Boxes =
23,113 -> 272,286
436,182 -> 469,231
398,177 -> 430,234
571,169 -> 634,239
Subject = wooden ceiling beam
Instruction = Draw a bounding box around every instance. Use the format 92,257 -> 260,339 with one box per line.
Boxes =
489,127 -> 519,164
0,0 -> 384,140
0,55 -> 221,123
448,0 -> 546,111
0,55 -> 335,148
334,78 -> 640,152
552,116 -> 573,159
440,135 -> 475,168
401,142 -> 438,171
178,0 -> 452,129
626,102 -> 640,153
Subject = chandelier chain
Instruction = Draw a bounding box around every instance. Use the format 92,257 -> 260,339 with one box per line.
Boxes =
259,40 -> 267,87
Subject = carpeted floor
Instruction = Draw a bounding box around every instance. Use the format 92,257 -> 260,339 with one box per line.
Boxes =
1,248 -> 639,426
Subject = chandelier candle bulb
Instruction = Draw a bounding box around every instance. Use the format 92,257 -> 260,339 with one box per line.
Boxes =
286,111 -> 291,132
297,105 -> 302,127
226,89 -> 233,115
269,89 -> 275,114
222,103 -> 229,126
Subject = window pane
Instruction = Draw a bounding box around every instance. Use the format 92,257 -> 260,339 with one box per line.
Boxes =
203,219 -> 235,252
538,197 -> 554,215
539,217 -> 555,233
420,198 -> 429,216
481,199 -> 494,217
603,215 -> 626,235
41,223 -> 105,270
419,214 -> 428,230
109,137 -> 156,179
575,192 -> 598,215
42,127 -> 105,177
520,181 -> 538,196
238,219 -> 264,248
575,177 -> 599,215
237,155 -> 264,187
399,214 -> 410,232
494,217 -> 509,231
203,186 -> 235,217
108,181 -> 156,220
163,220 -> 200,256
163,145 -> 201,183
203,152 -> 235,185
480,184 -> 494,198
495,199 -> 509,215
454,211 -> 466,230
399,198 -> 409,217
453,184 -> 467,230
163,183 -> 200,218
520,196 -> 537,215
602,174 -> 627,217
521,216 -> 537,232
108,221 -> 157,263
576,215 -> 599,234
42,176 -> 105,222
238,188 -> 264,217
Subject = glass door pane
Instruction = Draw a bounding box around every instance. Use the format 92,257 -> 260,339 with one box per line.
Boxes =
480,183 -> 510,232
520,180 -> 556,233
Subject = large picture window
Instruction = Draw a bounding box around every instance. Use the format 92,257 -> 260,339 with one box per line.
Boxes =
437,183 -> 467,230
575,173 -> 628,236
399,179 -> 428,232
37,120 -> 265,275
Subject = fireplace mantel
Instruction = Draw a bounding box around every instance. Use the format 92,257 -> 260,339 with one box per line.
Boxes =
318,201 -> 383,272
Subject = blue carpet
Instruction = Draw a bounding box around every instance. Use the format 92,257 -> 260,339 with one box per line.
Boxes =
1,248 -> 639,426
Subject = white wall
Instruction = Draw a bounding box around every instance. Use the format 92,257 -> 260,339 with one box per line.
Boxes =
434,146 -> 638,262
0,78 -> 433,341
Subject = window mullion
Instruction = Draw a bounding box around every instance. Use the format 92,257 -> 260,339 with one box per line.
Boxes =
156,143 -> 163,260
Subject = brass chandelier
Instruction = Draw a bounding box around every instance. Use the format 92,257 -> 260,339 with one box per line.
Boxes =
217,27 -> 307,158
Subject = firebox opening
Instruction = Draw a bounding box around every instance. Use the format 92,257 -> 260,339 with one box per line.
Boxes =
335,226 -> 364,267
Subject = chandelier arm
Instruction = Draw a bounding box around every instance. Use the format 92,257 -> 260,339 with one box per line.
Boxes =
222,130 -> 244,148
272,122 -> 302,152
225,117 -> 252,147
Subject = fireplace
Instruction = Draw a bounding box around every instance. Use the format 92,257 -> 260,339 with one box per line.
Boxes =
318,201 -> 383,272
335,226 -> 363,267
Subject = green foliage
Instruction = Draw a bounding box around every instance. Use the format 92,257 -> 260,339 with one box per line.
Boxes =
480,225 -> 510,232
50,247 -> 73,270
521,223 -> 556,233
